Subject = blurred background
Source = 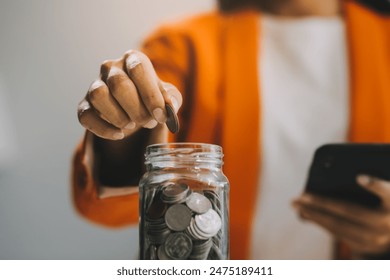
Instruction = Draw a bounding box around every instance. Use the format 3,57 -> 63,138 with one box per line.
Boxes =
0,0 -> 214,259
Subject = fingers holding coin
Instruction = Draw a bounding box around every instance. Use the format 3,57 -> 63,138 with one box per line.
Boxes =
78,50 -> 182,139
159,81 -> 182,133
123,51 -> 182,133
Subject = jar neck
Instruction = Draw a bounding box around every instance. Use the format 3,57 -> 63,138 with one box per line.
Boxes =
144,143 -> 224,171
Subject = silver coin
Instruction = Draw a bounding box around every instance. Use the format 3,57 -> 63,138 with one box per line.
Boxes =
162,183 -> 189,204
186,218 -> 206,240
164,232 -> 192,260
165,103 -> 179,134
204,190 -> 221,211
157,244 -> 170,260
194,208 -> 221,236
145,216 -> 171,245
145,217 -> 165,228
192,238 -> 212,252
147,229 -> 171,244
146,223 -> 167,231
192,220 -> 215,239
185,220 -> 196,239
207,244 -> 224,260
203,190 -> 220,199
186,193 -> 212,214
212,236 -> 221,248
162,183 -> 187,197
165,204 -> 192,231
189,238 -> 212,260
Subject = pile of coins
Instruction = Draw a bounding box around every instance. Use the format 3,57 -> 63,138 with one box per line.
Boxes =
143,182 -> 224,260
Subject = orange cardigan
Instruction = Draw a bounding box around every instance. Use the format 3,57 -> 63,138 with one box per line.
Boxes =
72,2 -> 390,259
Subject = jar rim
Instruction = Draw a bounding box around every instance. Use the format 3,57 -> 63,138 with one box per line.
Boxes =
145,142 -> 223,166
146,142 -> 222,153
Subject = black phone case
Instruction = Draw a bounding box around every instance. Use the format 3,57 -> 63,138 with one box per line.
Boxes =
305,144 -> 389,208
357,0 -> 390,15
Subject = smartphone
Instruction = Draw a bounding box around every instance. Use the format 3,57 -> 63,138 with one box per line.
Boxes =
304,144 -> 390,208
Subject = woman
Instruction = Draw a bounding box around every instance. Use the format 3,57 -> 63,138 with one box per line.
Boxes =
74,0 -> 390,259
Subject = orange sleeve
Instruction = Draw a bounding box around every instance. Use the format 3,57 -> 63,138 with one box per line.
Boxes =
71,132 -> 139,227
71,25 -> 193,227
142,25 -> 192,97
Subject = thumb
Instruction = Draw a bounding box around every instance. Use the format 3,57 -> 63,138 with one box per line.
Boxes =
356,174 -> 390,208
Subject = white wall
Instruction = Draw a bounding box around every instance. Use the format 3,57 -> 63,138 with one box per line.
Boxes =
0,0 -> 214,259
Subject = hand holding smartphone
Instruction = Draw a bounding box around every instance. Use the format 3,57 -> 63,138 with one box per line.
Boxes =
304,144 -> 390,208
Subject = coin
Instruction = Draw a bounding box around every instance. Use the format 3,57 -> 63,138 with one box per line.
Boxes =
204,190 -> 221,211
147,228 -> 171,244
164,232 -> 193,260
189,238 -> 212,260
157,244 -> 170,260
186,218 -> 207,240
162,183 -> 185,197
194,208 -> 221,236
186,193 -> 212,214
207,243 -> 224,260
165,103 -> 179,133
145,217 -> 171,244
192,220 -> 215,239
165,204 -> 192,231
161,183 -> 189,204
212,235 -> 221,248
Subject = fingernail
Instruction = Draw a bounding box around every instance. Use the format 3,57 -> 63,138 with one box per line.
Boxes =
357,175 -> 371,186
170,97 -> 179,113
124,122 -> 136,130
126,53 -> 141,69
88,80 -> 105,92
113,132 -> 124,140
144,119 -> 158,129
108,67 -> 122,78
153,108 -> 166,123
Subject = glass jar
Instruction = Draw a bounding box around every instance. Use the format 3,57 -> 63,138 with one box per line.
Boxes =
139,143 -> 229,260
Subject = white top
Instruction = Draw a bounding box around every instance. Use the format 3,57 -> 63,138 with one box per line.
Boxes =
250,15 -> 349,259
